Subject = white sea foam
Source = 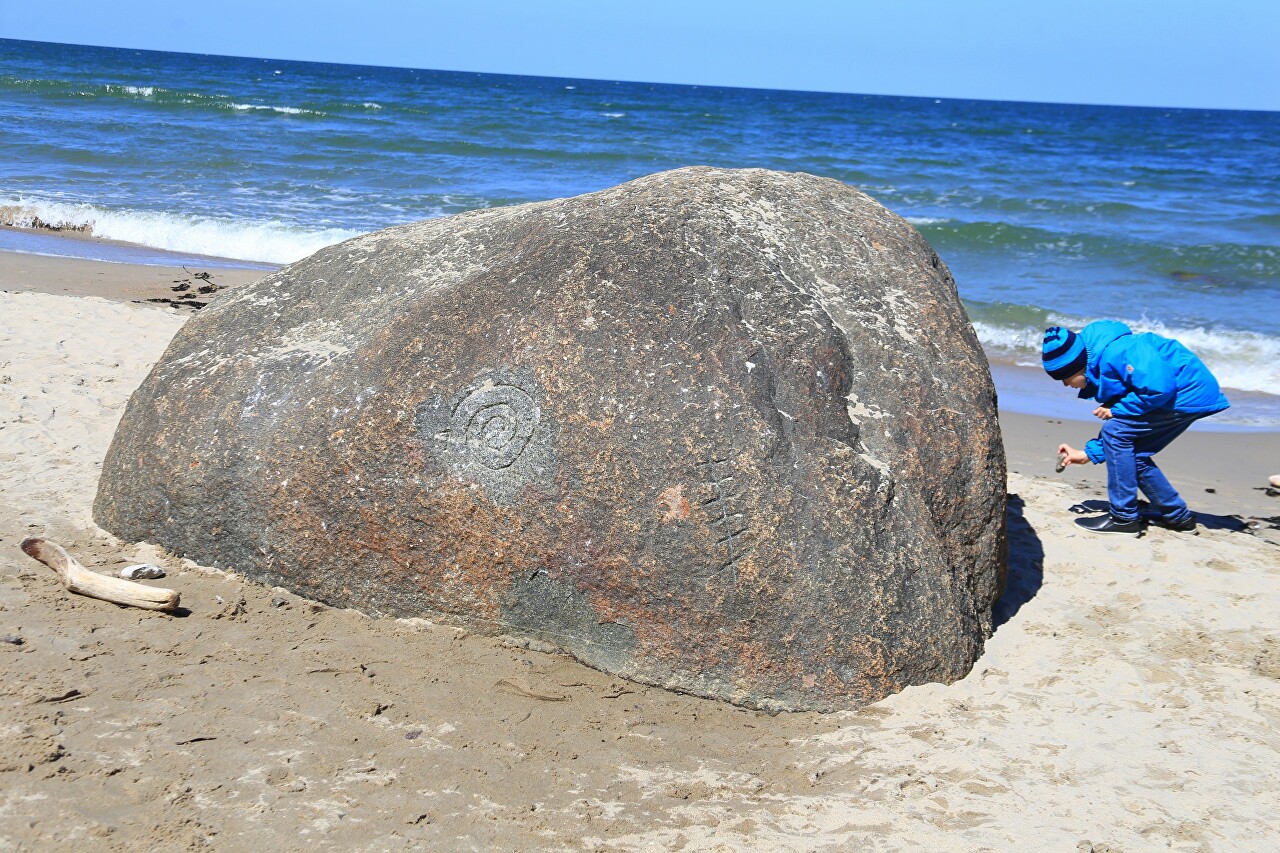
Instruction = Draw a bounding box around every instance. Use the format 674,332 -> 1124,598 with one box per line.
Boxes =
226,102 -> 317,116
106,84 -> 155,97
970,321 -> 1041,357
0,199 -> 361,265
905,216 -> 949,226
362,102 -> 382,110
600,112 -> 625,118
1126,320 -> 1280,397
973,318 -> 1280,396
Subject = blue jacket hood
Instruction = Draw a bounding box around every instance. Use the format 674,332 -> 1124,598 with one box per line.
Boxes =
1078,320 -> 1132,375
1071,319 -> 1229,419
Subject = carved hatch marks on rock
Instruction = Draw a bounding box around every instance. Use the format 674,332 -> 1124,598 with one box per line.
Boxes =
698,458 -> 751,587
452,380 -> 538,469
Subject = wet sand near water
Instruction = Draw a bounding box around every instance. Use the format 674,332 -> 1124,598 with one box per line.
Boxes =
0,239 -> 271,307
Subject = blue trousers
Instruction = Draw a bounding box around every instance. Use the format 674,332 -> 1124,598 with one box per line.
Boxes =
1099,411 -> 1205,523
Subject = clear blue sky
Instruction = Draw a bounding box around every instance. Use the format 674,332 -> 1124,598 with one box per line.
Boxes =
3,0 -> 1277,111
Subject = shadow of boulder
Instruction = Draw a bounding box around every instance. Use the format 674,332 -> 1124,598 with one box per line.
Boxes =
993,493 -> 1043,629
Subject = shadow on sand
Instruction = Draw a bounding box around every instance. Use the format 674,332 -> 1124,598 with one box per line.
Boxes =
1067,498 -> 1251,533
993,493 -> 1043,629
992,491 -> 1272,630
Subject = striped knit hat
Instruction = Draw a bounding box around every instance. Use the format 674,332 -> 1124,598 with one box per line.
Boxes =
1042,326 -> 1087,380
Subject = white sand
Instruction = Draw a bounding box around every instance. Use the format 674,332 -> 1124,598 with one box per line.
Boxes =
1,290 -> 1278,851
0,292 -> 187,531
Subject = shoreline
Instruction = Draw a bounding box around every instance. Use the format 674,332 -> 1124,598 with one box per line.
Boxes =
0,246 -> 273,308
0,224 -> 279,271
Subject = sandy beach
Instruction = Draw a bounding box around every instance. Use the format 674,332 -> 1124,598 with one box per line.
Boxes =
2,256 -> 1278,851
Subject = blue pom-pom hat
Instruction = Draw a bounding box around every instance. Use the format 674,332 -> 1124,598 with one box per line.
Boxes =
1042,326 -> 1087,380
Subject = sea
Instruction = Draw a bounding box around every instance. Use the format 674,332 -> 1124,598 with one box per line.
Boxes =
3,38 -> 1278,427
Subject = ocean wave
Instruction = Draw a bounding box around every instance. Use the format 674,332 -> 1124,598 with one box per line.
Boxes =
105,84 -> 155,97
3,75 -> 165,100
226,102 -> 319,116
1,74 -> 326,118
0,199 -> 361,264
969,310 -> 1280,397
929,219 -> 1280,283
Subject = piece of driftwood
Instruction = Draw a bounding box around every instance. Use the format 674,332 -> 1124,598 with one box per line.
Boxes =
20,537 -> 180,611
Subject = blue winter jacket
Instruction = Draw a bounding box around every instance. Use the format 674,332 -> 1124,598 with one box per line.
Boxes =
1078,320 -> 1229,463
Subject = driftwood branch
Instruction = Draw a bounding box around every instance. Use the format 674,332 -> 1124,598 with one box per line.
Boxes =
20,537 -> 180,612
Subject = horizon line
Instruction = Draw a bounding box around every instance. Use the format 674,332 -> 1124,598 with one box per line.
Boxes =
6,36 -> 1276,117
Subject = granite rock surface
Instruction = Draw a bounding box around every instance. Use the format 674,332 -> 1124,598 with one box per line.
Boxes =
95,167 -> 1007,711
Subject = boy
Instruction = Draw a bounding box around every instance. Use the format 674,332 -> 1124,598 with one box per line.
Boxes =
1042,321 -> 1229,534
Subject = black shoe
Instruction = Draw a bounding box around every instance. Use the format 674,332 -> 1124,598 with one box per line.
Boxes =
1075,514 -> 1143,535
1149,514 -> 1197,532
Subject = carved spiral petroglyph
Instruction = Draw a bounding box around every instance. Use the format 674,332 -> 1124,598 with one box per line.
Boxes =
452,382 -> 538,469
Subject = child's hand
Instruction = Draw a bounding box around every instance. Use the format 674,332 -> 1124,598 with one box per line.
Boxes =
1056,444 -> 1088,467
1093,406 -> 1112,420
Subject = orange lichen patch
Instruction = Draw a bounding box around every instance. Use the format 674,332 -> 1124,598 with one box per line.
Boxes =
266,452 -> 548,622
836,635 -> 900,704
728,551 -> 762,586
655,484 -> 691,523
847,635 -> 891,678
392,483 -> 539,619
580,555 -> 640,625
587,417 -> 614,430
732,636 -> 794,679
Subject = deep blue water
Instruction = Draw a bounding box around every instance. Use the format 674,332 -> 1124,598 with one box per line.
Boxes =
2,38 -> 1277,421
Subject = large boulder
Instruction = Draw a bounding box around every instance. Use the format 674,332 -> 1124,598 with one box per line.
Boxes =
95,167 -> 1006,712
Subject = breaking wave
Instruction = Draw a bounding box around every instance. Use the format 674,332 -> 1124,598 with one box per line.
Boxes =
968,305 -> 1280,396
0,200 -> 361,265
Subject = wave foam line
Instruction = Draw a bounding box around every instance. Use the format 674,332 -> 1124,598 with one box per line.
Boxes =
105,84 -> 155,97
972,318 -> 1280,397
226,102 -> 318,116
0,200 -> 361,265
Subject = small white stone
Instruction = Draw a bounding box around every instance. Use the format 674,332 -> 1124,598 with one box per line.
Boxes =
120,564 -> 165,580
